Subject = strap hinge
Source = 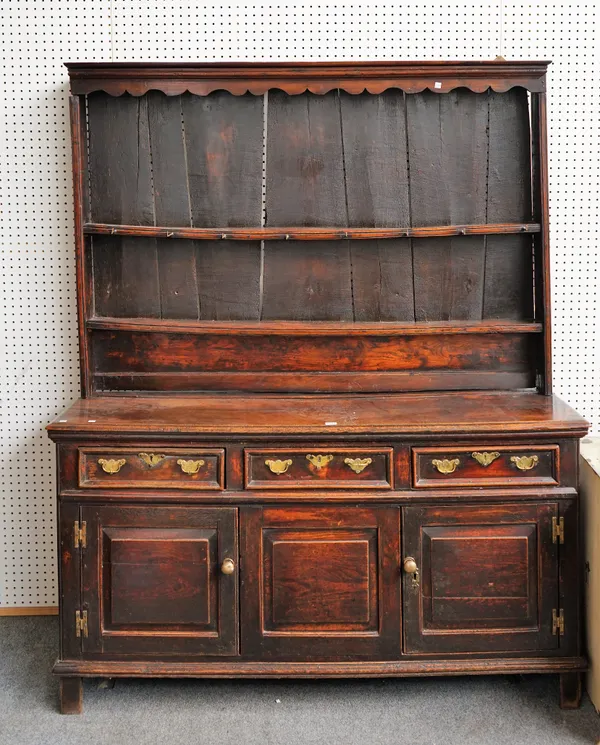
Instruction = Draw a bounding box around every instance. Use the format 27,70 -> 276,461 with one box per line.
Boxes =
552,516 -> 564,545
73,520 -> 87,549
552,608 -> 565,636
75,610 -> 88,638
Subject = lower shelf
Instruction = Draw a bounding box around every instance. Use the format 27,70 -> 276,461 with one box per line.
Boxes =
54,656 -> 587,679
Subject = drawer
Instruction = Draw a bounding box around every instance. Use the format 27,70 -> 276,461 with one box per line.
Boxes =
412,445 -> 559,488
78,448 -> 225,490
244,448 -> 393,489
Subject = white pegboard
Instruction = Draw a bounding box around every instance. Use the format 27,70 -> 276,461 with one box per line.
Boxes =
0,2 -> 598,608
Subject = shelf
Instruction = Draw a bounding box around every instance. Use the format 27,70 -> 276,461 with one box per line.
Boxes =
87,318 -> 543,336
83,223 -> 541,242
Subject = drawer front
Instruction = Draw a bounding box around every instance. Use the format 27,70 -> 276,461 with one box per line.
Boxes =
412,445 -> 559,488
79,448 -> 225,490
244,448 -> 393,489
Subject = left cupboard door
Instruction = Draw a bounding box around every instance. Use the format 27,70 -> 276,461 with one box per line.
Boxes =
80,506 -> 238,657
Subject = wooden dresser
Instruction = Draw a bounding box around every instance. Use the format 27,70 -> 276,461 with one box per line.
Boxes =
48,60 -> 588,714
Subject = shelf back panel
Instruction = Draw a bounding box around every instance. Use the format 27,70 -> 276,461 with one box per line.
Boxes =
90,327 -> 537,394
91,235 -> 533,323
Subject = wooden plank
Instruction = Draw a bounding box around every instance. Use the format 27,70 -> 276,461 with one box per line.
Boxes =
487,88 -> 531,223
87,317 -> 543,335
407,90 -> 488,226
87,92 -> 155,225
157,240 -> 200,319
483,235 -> 534,320
350,240 -> 415,321
92,235 -> 124,317
0,606 -> 59,616
93,370 -> 534,394
91,328 -> 533,373
182,92 -> 263,226
483,89 -> 534,322
92,236 -> 160,318
339,91 -> 410,227
196,241 -> 261,320
83,222 -> 541,240
266,91 -> 347,226
413,237 -> 486,321
147,92 -> 192,226
147,93 -> 199,318
407,90 -> 489,320
261,241 -> 354,321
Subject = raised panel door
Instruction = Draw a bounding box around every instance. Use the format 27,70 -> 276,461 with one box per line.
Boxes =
241,506 -> 400,660
81,506 -> 238,657
402,503 -> 559,654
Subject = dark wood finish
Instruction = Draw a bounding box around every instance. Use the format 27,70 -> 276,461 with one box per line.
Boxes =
59,677 -> 83,715
241,506 -> 400,659
402,503 -> 559,654
83,222 -> 541,240
65,60 -> 550,97
78,447 -> 225,490
87,317 -> 543,335
412,444 -> 559,488
559,672 -> 583,709
244,447 -> 393,489
53,60 -> 586,713
54,656 -> 586,678
57,501 -> 81,660
534,93 -> 553,394
88,327 -> 537,393
81,506 -> 238,656
47,391 -> 588,438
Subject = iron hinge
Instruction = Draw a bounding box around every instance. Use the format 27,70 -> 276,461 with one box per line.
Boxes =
552,608 -> 565,636
552,516 -> 564,545
75,610 -> 88,638
73,520 -> 86,549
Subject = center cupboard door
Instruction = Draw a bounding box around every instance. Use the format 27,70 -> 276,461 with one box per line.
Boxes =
241,506 -> 400,660
81,506 -> 238,657
402,503 -> 559,655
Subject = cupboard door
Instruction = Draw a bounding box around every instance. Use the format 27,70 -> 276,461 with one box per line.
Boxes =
402,503 -> 559,654
241,506 -> 400,660
81,506 -> 238,656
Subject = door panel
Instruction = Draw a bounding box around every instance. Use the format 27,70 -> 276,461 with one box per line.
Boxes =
402,503 -> 559,654
241,506 -> 400,660
82,506 -> 238,656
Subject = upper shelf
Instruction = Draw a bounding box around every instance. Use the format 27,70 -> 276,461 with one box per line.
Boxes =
65,60 -> 550,97
83,223 -> 540,241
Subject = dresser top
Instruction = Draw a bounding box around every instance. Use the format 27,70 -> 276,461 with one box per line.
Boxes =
47,392 -> 588,439
65,59 -> 549,96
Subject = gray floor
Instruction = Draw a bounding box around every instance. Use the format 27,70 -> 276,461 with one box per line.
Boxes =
1,617 -> 600,745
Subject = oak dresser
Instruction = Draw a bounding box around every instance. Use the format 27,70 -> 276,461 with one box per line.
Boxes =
48,60 -> 588,713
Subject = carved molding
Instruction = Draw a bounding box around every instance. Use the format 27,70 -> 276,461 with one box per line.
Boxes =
66,61 -> 549,97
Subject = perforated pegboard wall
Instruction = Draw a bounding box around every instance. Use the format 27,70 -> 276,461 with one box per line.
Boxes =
1,2 -> 598,608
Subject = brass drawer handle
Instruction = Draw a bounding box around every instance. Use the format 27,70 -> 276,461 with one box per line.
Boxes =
98,458 -> 126,474
265,458 -> 293,475
344,457 -> 372,474
472,451 -> 500,467
432,458 -> 460,474
403,556 -> 420,589
177,459 -> 205,475
138,452 -> 166,467
306,454 -> 334,469
510,455 -> 539,471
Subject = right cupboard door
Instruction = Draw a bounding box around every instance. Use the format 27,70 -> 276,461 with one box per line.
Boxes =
402,503 -> 560,654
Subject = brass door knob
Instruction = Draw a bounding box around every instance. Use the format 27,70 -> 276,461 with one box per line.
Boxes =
403,557 -> 418,575
221,558 -> 235,575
